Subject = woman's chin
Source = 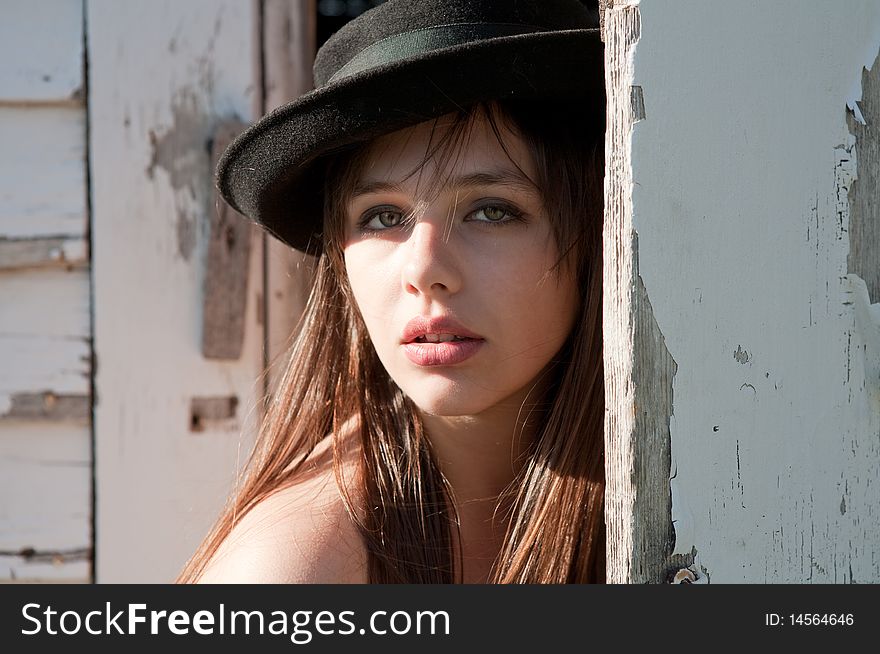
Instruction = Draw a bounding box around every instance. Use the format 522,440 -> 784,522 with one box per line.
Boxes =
393,369 -> 542,419
402,388 -> 494,418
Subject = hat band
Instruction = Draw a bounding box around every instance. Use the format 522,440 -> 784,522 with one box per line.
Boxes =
326,22 -> 545,85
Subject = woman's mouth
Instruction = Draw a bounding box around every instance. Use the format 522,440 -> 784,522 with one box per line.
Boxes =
400,317 -> 485,365
403,334 -> 484,366
412,333 -> 472,343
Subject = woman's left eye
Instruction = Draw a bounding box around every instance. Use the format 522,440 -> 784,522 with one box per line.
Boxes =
358,205 -> 405,231
467,204 -> 521,224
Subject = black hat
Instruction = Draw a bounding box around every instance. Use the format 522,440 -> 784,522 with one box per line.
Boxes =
217,0 -> 604,254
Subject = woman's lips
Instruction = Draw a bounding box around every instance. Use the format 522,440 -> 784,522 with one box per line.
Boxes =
401,315 -> 482,344
400,315 -> 484,366
402,338 -> 485,366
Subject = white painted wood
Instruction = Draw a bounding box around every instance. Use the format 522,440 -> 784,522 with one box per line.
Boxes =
88,0 -> 263,583
0,336 -> 90,397
0,557 -> 89,583
0,267 -> 91,412
0,423 -> 90,582
0,237 -> 87,270
626,0 -> 880,582
0,107 -> 87,239
0,0 -> 83,103
0,268 -> 90,339
0,4 -> 91,586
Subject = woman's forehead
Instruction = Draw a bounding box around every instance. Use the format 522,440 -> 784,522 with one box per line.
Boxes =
356,110 -> 536,189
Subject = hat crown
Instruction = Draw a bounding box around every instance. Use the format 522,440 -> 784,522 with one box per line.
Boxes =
314,0 -> 596,87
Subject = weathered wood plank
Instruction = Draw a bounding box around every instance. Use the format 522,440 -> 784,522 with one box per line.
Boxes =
202,121 -> 252,360
88,0 -> 263,583
604,0 -> 673,584
847,48 -> 880,304
190,395 -> 238,431
0,336 -> 90,397
0,0 -> 83,103
0,108 -> 87,239
0,267 -> 90,403
263,0 -> 317,391
0,238 -> 87,271
0,424 -> 90,555
0,556 -> 89,583
0,268 -> 90,339
0,393 -> 89,422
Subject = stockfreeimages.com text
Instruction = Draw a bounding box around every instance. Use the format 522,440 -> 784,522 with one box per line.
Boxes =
21,603 -> 450,644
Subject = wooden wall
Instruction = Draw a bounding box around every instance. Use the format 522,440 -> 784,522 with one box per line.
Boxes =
87,0 -> 266,582
0,0 -> 90,582
1,0 -> 317,584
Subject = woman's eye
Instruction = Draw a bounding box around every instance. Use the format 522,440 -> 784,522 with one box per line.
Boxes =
360,208 -> 403,230
468,204 -> 519,224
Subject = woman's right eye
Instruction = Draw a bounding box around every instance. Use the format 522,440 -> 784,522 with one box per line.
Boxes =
359,207 -> 404,231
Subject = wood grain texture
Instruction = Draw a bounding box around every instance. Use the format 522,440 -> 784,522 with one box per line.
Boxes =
603,0 -> 675,584
0,393 -> 89,422
263,0 -> 315,109
0,238 -> 87,271
263,0 -> 318,393
202,121 -> 252,360
88,0 -> 263,582
0,108 -> 87,239
0,0 -> 83,103
847,49 -> 880,303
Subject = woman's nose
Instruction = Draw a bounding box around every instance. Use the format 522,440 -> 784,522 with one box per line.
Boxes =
401,219 -> 462,297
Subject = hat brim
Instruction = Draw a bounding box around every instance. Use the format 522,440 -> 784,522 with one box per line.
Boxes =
217,28 -> 604,254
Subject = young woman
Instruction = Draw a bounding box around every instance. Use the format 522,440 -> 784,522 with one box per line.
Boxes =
179,0 -> 606,584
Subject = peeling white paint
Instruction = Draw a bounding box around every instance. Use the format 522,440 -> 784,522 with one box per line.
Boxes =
89,0 -> 262,583
632,0 -> 880,581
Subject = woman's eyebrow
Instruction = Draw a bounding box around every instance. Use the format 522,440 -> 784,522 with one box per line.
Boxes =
351,180 -> 403,197
350,168 -> 537,199
449,169 -> 538,193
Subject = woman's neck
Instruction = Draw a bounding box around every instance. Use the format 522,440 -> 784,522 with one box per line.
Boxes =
420,403 -> 538,502
418,381 -> 553,582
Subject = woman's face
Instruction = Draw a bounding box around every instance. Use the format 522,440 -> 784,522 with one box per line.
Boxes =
342,112 -> 580,417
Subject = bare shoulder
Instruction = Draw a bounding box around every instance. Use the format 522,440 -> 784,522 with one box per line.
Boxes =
198,426 -> 368,584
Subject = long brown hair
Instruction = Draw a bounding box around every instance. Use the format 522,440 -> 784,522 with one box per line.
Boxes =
178,99 -> 605,583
